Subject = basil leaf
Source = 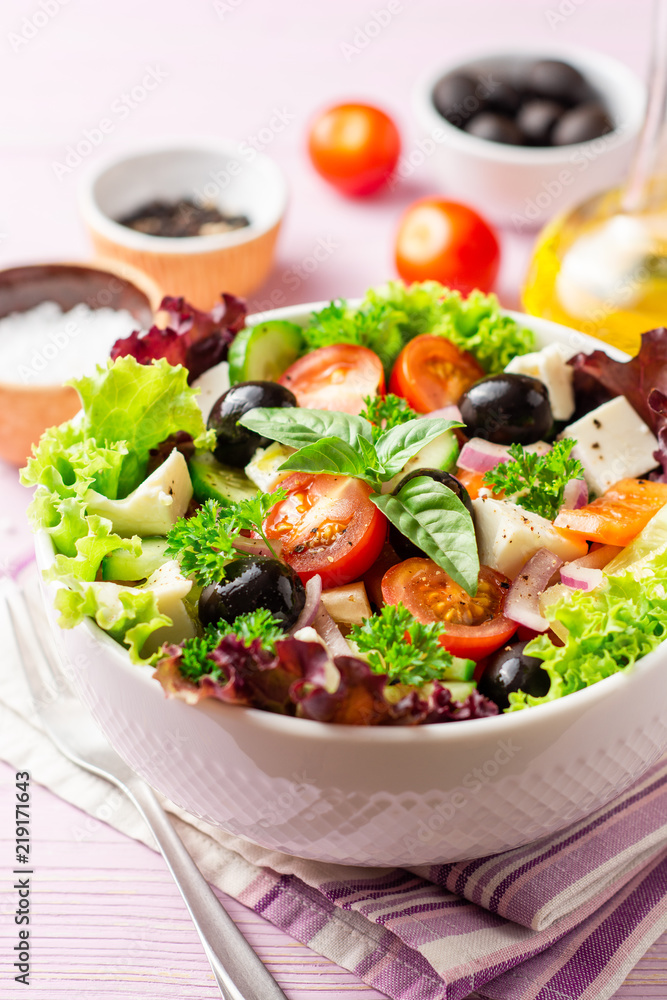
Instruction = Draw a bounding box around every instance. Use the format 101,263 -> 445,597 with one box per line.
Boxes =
279,437 -> 369,479
239,407 -> 373,450
375,418 -> 462,478
371,476 -> 479,595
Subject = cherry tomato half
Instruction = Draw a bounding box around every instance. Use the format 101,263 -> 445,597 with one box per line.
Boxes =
308,103 -> 401,196
264,473 -> 387,588
395,199 -> 500,294
381,558 -> 516,660
389,334 -> 484,412
278,343 -> 385,414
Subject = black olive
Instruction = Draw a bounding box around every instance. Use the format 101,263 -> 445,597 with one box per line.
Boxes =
485,80 -> 522,117
199,556 -> 306,630
464,112 -> 524,145
432,72 -> 484,126
551,103 -> 613,146
459,373 -> 552,445
389,469 -> 473,561
524,59 -> 588,106
516,99 -> 564,146
207,381 -> 297,468
477,640 -> 550,710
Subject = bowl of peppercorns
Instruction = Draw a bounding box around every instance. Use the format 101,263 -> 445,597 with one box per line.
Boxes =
412,46 -> 645,228
79,137 -> 288,309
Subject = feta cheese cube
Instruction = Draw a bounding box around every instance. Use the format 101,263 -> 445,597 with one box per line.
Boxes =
505,344 -> 575,420
561,396 -> 659,495
472,497 -> 588,579
86,449 -> 193,537
245,442 -> 296,492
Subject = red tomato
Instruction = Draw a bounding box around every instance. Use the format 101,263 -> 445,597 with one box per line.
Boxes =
308,103 -> 401,196
389,334 -> 484,412
263,473 -> 387,588
381,558 -> 516,660
278,343 -> 385,414
395,199 -> 500,294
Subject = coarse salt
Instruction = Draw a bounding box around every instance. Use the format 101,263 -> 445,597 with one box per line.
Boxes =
0,301 -> 140,385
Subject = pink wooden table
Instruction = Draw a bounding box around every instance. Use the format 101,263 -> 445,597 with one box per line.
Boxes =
1,0 -> 666,994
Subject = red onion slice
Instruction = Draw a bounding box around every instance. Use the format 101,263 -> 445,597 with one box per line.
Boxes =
457,438 -> 514,473
560,565 -> 603,591
458,438 -> 553,475
559,544 -> 621,590
289,574 -> 323,635
312,603 -> 352,656
232,535 -> 282,558
561,478 -> 588,511
421,405 -> 463,423
504,548 -> 564,632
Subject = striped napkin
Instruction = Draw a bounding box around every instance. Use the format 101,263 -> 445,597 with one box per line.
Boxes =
2,571 -> 667,1000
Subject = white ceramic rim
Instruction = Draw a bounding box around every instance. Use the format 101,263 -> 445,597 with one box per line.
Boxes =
412,43 -> 646,166
36,302 -> 667,745
78,135 -> 289,255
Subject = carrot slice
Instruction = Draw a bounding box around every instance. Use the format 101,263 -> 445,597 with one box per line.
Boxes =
554,479 -> 667,546
455,468 -> 488,500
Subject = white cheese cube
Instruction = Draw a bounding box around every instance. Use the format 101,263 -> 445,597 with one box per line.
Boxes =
505,344 -> 575,420
472,497 -> 587,579
86,449 -> 193,537
245,442 -> 295,492
192,360 -> 230,421
141,559 -> 195,653
561,396 -> 658,496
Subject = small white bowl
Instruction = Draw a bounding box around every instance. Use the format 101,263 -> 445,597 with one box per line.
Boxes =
412,46 -> 646,229
79,138 -> 288,309
34,304 -> 667,867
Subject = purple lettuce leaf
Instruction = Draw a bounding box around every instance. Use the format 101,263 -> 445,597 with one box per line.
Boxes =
423,682 -> 499,722
110,293 -> 247,382
153,634 -> 498,725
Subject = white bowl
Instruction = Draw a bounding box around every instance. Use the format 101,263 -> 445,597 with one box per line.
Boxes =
78,138 -> 288,308
412,46 -> 646,229
36,306 -> 667,866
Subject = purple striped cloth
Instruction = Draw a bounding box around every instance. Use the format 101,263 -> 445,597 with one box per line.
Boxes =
229,759 -> 667,1000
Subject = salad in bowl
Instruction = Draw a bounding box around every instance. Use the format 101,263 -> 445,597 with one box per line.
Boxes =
23,281 -> 667,864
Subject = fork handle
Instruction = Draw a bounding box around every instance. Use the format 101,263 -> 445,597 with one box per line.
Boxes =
123,779 -> 287,1000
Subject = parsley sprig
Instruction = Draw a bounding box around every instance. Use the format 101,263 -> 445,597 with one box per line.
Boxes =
360,393 -> 419,443
178,609 -> 284,683
166,489 -> 286,585
482,439 -> 585,521
349,603 -> 468,688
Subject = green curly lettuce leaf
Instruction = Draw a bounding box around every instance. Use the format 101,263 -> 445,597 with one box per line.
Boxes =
510,524 -> 667,711
21,357 -> 207,582
74,356 -> 207,496
53,579 -> 171,664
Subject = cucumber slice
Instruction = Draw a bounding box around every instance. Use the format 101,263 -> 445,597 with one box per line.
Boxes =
102,537 -> 170,582
189,451 -> 258,506
441,656 -> 475,683
440,681 -> 476,702
382,431 -> 460,493
228,321 -> 305,384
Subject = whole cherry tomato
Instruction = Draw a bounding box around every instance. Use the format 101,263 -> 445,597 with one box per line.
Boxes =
308,103 -> 401,196
395,198 -> 500,294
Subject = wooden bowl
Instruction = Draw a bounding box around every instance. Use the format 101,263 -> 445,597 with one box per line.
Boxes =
0,260 -> 161,467
78,140 -> 288,309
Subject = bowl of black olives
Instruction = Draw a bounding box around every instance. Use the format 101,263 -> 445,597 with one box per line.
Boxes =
412,46 -> 644,227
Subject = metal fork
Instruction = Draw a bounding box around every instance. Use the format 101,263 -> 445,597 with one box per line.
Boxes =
4,580 -> 288,1000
